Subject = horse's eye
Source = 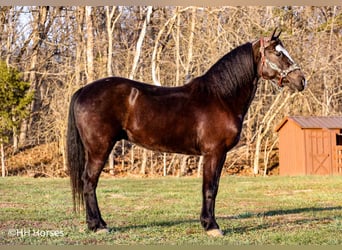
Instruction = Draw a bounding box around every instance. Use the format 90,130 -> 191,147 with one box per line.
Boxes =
274,50 -> 281,56
275,51 -> 282,57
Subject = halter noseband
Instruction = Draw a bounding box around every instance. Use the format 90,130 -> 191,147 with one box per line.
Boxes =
259,37 -> 301,87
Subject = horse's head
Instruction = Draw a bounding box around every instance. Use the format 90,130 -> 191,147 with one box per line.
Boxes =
254,28 -> 306,91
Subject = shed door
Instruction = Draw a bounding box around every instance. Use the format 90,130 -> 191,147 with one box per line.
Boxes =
305,129 -> 333,175
335,133 -> 342,174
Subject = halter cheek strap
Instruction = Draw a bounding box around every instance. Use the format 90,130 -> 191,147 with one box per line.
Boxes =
259,37 -> 266,75
259,37 -> 301,87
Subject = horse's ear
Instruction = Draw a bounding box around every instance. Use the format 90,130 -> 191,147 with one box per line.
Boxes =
271,28 -> 282,41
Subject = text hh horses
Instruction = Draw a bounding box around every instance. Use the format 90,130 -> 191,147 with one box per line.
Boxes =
67,29 -> 306,237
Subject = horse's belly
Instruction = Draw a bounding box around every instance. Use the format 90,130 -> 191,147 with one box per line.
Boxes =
125,125 -> 200,155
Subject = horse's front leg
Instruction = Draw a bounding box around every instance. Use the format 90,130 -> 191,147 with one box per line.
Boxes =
200,151 -> 227,237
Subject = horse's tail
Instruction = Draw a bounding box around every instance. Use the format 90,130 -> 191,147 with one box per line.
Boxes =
67,88 -> 85,213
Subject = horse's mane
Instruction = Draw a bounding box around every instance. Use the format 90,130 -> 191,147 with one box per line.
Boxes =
198,42 -> 256,98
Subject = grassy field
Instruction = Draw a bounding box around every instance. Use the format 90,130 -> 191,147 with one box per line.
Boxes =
0,175 -> 341,245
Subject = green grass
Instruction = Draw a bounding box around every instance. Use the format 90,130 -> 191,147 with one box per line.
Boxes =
0,175 -> 341,245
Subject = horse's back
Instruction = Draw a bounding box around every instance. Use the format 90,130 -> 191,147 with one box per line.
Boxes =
72,76 -> 194,132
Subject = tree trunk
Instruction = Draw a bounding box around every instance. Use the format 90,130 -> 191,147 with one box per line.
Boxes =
140,148 -> 147,175
85,6 -> 94,82
19,6 -> 51,147
1,142 -> 5,177
179,156 -> 188,177
75,6 -> 85,85
197,156 -> 203,178
129,6 -> 153,80
185,7 -> 196,77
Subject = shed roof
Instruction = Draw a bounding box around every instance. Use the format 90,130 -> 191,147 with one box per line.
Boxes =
275,116 -> 342,132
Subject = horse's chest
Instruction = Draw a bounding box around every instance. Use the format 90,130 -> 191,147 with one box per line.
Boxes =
197,110 -> 242,151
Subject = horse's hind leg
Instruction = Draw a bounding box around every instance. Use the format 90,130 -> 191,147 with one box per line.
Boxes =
82,137 -> 116,232
82,153 -> 109,232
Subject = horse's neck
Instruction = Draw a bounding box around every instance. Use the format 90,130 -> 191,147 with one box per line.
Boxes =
223,77 -> 259,120
239,78 -> 258,118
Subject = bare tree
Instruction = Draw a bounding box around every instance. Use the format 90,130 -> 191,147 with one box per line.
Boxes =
85,6 -> 94,82
1,6 -> 341,177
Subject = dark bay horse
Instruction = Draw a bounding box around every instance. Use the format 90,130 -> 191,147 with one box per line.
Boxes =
67,29 -> 306,237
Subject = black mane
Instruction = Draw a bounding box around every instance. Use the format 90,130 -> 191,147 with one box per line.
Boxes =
199,42 -> 256,98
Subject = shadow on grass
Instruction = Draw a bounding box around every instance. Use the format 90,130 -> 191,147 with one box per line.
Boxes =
221,206 -> 342,235
231,206 -> 342,219
108,218 -> 198,233
107,206 -> 342,235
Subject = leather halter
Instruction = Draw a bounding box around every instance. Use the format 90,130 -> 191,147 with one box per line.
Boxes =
259,37 -> 301,87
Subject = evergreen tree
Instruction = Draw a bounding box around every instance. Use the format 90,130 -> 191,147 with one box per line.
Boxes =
0,60 -> 33,176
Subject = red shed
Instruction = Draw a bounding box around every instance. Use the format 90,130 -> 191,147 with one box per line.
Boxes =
275,116 -> 342,176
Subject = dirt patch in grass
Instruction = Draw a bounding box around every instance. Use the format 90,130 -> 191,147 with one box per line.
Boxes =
0,203 -> 28,209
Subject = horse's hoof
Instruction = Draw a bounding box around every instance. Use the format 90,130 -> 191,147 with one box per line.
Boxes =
95,228 -> 110,234
206,229 -> 224,237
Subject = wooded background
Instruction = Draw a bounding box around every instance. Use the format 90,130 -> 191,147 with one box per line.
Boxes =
1,6 -> 341,177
